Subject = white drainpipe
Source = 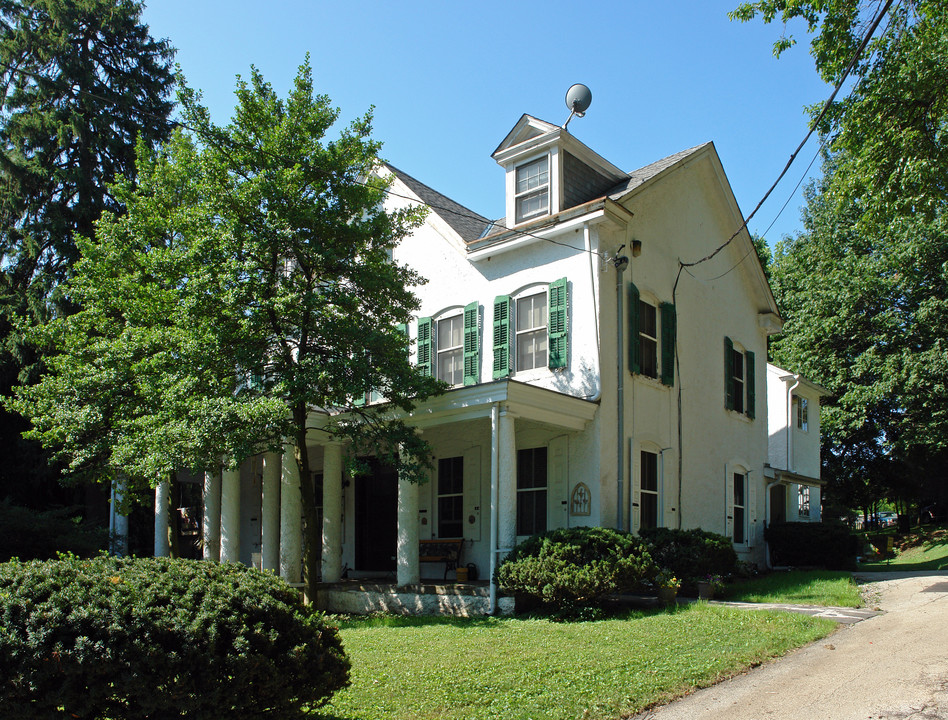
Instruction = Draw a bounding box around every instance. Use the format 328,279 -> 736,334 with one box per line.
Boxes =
489,402 -> 500,615
787,376 -> 800,474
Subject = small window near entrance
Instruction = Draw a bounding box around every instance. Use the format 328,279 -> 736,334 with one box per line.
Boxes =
437,456 -> 463,538
640,450 -> 659,529
798,485 -> 811,518
516,447 -> 548,536
732,473 -> 746,544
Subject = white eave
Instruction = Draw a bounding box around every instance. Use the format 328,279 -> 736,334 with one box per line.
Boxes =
466,197 -> 633,260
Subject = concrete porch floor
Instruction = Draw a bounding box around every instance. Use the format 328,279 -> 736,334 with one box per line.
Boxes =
314,579 -> 515,616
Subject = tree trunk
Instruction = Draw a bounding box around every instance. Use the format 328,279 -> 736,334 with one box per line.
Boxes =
293,403 -> 321,603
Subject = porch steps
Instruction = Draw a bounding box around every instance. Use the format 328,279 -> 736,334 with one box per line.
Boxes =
315,580 -> 515,616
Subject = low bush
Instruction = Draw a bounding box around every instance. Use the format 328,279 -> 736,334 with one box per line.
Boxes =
0,501 -> 107,561
0,555 -> 350,719
764,521 -> 859,570
639,527 -> 738,589
496,526 -> 657,615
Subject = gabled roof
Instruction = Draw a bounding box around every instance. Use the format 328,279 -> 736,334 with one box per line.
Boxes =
606,143 -> 711,201
387,165 -> 492,243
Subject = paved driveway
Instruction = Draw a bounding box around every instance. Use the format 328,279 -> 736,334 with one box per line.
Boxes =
634,571 -> 948,720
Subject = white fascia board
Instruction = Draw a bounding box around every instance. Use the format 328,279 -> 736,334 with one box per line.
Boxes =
492,130 -> 562,166
467,200 -> 630,261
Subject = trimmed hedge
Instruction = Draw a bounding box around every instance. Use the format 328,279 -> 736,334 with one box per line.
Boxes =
638,527 -> 738,584
0,502 -> 107,561
764,521 -> 859,570
0,555 -> 350,719
496,526 -> 657,614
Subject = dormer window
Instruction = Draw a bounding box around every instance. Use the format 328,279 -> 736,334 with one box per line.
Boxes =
515,156 -> 549,223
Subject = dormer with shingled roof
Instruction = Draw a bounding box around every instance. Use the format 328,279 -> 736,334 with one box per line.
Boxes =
491,114 -> 627,228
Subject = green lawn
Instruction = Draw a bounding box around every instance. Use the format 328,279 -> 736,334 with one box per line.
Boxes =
720,570 -> 864,607
312,604 -> 835,720
859,526 -> 948,571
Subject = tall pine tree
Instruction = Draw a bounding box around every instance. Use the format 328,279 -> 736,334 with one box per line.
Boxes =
0,0 -> 175,507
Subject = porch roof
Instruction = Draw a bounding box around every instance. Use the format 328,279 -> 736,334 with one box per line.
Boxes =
407,379 -> 598,431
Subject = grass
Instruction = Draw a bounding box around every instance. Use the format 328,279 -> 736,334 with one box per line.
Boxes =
858,525 -> 948,571
720,570 -> 864,607
311,604 -> 835,720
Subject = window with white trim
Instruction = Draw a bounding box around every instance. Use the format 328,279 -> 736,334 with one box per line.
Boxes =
515,156 -> 549,223
798,485 -> 811,518
732,472 -> 746,544
516,447 -> 547,536
640,450 -> 659,530
629,283 -> 676,386
724,337 -> 755,418
437,456 -> 463,538
638,301 -> 658,379
437,314 -> 463,386
794,395 -> 809,431
516,292 -> 548,372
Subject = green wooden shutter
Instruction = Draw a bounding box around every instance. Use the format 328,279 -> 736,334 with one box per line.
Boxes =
417,317 -> 433,377
745,349 -> 756,419
724,336 -> 735,410
492,296 -> 511,379
628,282 -> 641,375
463,302 -> 479,386
548,278 -> 569,369
660,302 -> 676,387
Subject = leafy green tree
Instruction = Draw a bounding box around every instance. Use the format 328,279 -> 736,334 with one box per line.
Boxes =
734,1 -> 948,516
13,60 -> 442,598
0,0 -> 175,507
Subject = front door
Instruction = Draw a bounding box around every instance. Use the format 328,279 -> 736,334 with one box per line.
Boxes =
354,459 -> 398,572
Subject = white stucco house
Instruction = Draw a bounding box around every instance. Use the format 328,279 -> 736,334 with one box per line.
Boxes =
158,114 -> 825,614
765,363 -> 830,529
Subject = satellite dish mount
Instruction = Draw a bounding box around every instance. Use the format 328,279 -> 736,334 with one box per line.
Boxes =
563,83 -> 592,130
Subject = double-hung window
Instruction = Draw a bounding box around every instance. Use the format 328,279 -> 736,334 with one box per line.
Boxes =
515,156 -> 549,223
516,447 -> 548,536
516,293 -> 548,371
724,337 -> 755,418
794,396 -> 809,431
629,283 -> 676,386
437,456 -> 464,538
640,451 -> 659,530
493,279 -> 568,378
437,315 -> 463,386
732,472 -> 746,544
418,303 -> 480,386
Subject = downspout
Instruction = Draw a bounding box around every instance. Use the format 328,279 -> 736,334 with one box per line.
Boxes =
614,250 -> 630,531
585,223 -> 602,402
489,402 -> 500,615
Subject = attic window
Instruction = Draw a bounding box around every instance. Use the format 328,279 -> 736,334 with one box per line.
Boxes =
515,156 -> 549,223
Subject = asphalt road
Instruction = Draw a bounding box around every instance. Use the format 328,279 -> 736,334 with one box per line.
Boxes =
634,571 -> 948,720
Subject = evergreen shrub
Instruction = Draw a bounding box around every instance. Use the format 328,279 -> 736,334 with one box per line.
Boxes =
0,501 -> 107,561
764,521 -> 859,570
496,526 -> 657,615
638,527 -> 739,586
0,555 -> 350,719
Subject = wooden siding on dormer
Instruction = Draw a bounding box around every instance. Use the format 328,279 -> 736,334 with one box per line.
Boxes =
563,151 -> 617,210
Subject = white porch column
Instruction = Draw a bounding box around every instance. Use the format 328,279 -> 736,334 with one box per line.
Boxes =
497,407 -> 517,555
110,477 -> 128,557
220,465 -> 241,563
202,468 -> 221,562
321,442 -> 344,583
261,452 -> 281,572
154,479 -> 170,558
396,465 -> 420,587
280,444 -> 303,584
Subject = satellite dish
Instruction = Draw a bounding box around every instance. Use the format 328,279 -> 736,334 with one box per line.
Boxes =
563,84 -> 592,129
566,84 -> 592,115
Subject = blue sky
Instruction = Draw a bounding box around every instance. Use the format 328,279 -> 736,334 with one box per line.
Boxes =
141,1 -> 831,247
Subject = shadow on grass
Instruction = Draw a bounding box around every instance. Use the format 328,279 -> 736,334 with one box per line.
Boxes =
720,570 -> 856,605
